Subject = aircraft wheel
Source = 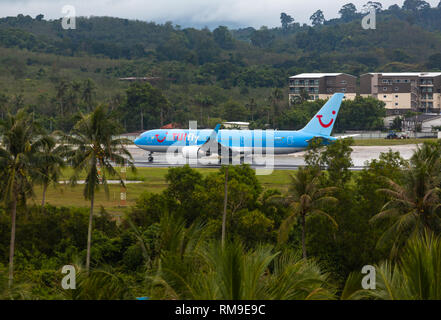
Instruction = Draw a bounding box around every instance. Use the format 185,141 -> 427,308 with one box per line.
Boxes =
148,156 -> 154,163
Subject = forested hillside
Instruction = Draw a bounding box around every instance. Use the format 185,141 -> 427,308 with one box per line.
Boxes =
1,1 -> 441,132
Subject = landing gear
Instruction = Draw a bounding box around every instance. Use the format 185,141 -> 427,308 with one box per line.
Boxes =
148,152 -> 154,163
218,157 -> 233,165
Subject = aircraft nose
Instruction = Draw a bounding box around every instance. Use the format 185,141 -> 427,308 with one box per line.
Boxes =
134,137 -> 142,146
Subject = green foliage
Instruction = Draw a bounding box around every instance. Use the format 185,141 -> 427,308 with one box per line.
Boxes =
345,232 -> 441,300
335,97 -> 386,132
122,82 -> 170,131
151,241 -> 335,300
273,168 -> 338,259
371,142 -> 441,256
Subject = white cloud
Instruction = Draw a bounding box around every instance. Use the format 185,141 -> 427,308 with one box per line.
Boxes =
0,0 -> 439,28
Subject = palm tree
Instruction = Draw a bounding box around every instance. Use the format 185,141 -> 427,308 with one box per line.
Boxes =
342,232 -> 441,300
222,166 -> 229,248
268,88 -> 284,128
291,88 -> 310,105
32,134 -> 67,206
274,167 -> 338,259
55,80 -> 69,117
63,105 -> 135,273
70,267 -> 135,300
151,241 -> 335,300
371,142 -> 441,254
81,79 -> 96,112
0,110 -> 47,287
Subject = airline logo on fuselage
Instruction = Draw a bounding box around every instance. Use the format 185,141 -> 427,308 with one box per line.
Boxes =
155,132 -> 200,143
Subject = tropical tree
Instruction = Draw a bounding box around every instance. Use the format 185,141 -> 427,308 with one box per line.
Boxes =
0,93 -> 9,120
371,142 -> 441,255
310,10 -> 325,26
339,3 -> 358,22
291,88 -> 310,105
268,88 -> 284,128
70,267 -> 135,300
151,240 -> 335,300
343,232 -> 441,300
55,80 -> 69,117
402,0 -> 431,12
63,105 -> 135,273
81,79 -> 97,112
274,168 -> 338,258
280,13 -> 294,31
0,110 -> 47,287
32,134 -> 67,206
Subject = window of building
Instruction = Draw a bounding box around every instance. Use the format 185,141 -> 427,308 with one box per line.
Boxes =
340,80 -> 347,85
395,87 -> 399,91
395,103 -> 399,106
341,88 -> 346,92
383,87 -> 387,91
384,95 -> 387,98
395,95 -> 398,98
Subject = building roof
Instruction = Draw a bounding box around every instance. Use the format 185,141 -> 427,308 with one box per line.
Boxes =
289,73 -> 355,79
363,72 -> 441,78
405,114 -> 441,122
161,123 -> 181,129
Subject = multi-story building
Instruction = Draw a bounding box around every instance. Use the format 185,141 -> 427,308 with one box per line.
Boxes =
360,72 -> 441,115
288,73 -> 357,103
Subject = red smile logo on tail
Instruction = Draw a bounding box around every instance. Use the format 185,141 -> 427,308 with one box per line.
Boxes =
316,111 -> 336,128
155,132 -> 167,143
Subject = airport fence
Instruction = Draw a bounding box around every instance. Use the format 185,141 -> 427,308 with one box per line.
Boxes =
335,131 -> 438,139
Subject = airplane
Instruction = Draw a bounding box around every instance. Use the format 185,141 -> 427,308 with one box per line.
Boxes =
134,93 -> 347,163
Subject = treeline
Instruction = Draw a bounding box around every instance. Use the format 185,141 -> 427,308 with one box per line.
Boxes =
2,2 -> 441,83
0,80 -> 385,133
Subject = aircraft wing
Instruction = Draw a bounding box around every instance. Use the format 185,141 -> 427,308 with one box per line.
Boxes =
337,134 -> 360,139
306,136 -> 335,143
198,124 -> 231,156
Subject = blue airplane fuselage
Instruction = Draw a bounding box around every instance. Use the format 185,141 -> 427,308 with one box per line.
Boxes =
134,93 -> 345,157
134,129 -> 336,154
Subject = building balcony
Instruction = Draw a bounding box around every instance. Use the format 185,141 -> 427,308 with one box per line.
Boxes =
290,84 -> 319,87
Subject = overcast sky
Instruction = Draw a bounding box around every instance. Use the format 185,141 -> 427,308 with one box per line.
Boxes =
0,0 -> 440,28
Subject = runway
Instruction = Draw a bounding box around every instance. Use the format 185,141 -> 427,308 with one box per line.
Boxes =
127,144 -> 419,171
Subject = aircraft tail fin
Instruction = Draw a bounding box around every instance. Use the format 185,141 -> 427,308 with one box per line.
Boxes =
300,93 -> 344,136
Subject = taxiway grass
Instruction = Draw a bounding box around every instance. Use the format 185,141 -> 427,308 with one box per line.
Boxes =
32,167 -> 293,216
